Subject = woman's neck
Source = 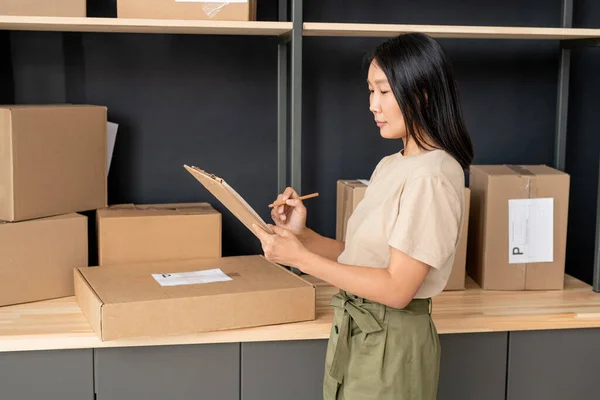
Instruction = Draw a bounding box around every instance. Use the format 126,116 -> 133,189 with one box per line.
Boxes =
402,139 -> 423,157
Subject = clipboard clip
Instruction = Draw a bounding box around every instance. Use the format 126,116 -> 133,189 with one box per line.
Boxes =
189,166 -> 220,182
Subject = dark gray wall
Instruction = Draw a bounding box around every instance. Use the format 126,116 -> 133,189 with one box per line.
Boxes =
566,0 -> 600,284
302,0 -> 578,259
4,0 -> 599,282
0,32 -> 14,103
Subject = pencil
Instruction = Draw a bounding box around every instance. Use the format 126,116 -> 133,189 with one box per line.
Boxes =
268,192 -> 319,208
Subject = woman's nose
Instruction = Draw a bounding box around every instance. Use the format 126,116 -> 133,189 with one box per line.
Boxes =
369,97 -> 381,113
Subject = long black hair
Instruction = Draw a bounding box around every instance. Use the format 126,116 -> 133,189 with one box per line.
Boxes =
367,33 -> 474,169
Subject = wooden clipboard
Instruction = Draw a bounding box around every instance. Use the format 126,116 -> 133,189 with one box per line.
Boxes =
184,165 -> 274,236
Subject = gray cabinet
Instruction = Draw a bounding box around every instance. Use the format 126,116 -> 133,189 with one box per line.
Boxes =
94,343 -> 239,400
241,340 -> 328,400
507,328 -> 600,400
3,328 -> 600,400
242,333 -> 509,400
438,332 -> 508,400
0,349 -> 94,400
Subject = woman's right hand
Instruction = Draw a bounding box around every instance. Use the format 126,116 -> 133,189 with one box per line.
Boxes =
271,187 -> 307,236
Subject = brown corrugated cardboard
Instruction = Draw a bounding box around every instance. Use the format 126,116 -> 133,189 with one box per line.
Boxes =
336,180 -> 368,241
97,202 -> 222,266
467,165 -> 570,290
0,105 -> 107,222
0,0 -> 86,17
74,255 -> 316,341
336,180 -> 470,291
117,0 -> 257,21
0,213 -> 88,307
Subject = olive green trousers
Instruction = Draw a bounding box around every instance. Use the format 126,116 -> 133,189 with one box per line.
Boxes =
323,290 -> 441,399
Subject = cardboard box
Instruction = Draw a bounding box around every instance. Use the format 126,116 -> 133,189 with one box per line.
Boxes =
97,202 -> 222,266
0,213 -> 88,307
117,0 -> 257,21
74,255 -> 316,341
0,105 -> 107,222
336,180 -> 369,242
0,0 -> 86,17
336,180 -> 470,290
467,165 -> 570,290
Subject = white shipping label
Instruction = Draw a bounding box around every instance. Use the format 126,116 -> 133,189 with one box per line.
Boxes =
508,198 -> 554,264
358,179 -> 370,186
152,268 -> 232,287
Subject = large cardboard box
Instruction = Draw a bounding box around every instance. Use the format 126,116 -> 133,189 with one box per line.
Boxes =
97,202 -> 222,266
0,105 -> 107,222
336,180 -> 470,291
467,165 -> 570,290
0,0 -> 86,17
117,0 -> 257,21
0,213 -> 88,307
74,255 -> 316,341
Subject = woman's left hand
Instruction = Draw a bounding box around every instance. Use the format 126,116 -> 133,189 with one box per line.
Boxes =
252,224 -> 309,270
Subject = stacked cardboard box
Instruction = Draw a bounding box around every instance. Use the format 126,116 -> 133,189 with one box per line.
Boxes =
0,214 -> 88,307
85,201 -> 316,341
0,105 -> 107,307
0,0 -> 86,17
96,202 -> 222,265
336,180 -> 471,291
117,0 -> 257,21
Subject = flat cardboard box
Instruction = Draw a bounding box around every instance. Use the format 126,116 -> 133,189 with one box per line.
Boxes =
117,0 -> 257,21
0,0 -> 85,17
0,105 -> 107,222
74,256 -> 316,341
336,180 -> 470,290
0,213 -> 88,307
97,202 -> 222,266
467,165 -> 570,290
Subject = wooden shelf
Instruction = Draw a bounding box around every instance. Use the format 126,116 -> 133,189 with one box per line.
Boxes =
303,22 -> 600,40
0,16 -> 292,36
0,274 -> 599,353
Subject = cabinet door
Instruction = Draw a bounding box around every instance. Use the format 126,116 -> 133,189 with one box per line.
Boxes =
507,328 -> 600,400
241,340 -> 328,400
95,343 -> 239,400
438,332 -> 508,400
0,349 -> 94,400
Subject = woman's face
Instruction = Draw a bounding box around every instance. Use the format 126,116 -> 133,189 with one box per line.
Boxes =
367,60 -> 406,140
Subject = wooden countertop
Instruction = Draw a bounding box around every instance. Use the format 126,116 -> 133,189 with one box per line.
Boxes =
1,275 -> 600,353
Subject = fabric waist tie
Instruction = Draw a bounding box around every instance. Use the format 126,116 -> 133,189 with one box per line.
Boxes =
327,290 -> 431,384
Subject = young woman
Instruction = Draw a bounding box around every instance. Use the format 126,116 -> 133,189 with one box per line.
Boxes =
252,32 -> 474,400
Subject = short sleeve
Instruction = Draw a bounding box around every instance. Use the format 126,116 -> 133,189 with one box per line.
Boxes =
388,176 -> 462,270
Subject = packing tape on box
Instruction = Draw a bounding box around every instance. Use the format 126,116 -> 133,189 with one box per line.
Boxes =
506,165 -> 538,198
506,165 -> 535,176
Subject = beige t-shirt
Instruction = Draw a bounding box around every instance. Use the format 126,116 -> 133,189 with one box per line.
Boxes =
337,149 -> 465,299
